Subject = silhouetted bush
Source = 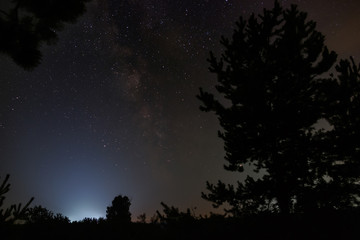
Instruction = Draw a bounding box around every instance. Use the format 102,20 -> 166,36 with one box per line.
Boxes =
136,213 -> 146,223
156,202 -> 196,226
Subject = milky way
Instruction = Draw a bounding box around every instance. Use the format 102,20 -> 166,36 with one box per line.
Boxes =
1,0 -> 360,220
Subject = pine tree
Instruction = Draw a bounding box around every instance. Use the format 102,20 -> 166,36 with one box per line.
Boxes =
321,57 -> 360,209
0,0 -> 90,70
0,174 -> 34,224
198,1 -> 341,215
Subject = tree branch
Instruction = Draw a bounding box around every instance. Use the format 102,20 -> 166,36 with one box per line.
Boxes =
0,9 -> 9,17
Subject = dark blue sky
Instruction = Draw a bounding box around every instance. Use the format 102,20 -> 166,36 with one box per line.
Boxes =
1,0 -> 360,221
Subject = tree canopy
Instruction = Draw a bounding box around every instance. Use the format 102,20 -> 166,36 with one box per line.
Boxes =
198,0 -> 360,215
0,0 -> 90,70
27,205 -> 70,224
106,195 -> 131,224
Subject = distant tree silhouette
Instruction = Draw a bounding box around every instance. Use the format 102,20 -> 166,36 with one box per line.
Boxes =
0,174 -> 33,224
136,213 -> 147,223
156,202 -> 195,225
106,195 -> 131,224
27,205 -> 70,224
197,0 -> 360,215
0,0 -> 90,70
78,217 -> 105,225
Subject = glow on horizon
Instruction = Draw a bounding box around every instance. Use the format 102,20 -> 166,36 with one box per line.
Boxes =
67,206 -> 105,222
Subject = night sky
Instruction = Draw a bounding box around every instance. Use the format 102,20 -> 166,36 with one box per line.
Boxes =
1,0 -> 360,221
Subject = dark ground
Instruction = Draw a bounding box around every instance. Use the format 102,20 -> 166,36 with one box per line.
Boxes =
3,210 -> 360,240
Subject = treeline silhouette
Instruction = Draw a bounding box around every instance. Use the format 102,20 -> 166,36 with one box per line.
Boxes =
2,175 -> 360,239
2,0 -> 360,239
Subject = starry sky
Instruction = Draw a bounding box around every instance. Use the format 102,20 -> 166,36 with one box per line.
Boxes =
1,0 -> 360,221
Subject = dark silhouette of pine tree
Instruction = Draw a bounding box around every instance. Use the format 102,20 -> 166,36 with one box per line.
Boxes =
319,57 -> 360,210
0,0 -> 90,70
106,195 -> 131,224
196,0 -> 360,215
0,174 -> 34,224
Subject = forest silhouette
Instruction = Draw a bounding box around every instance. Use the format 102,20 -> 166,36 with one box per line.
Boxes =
2,1 -> 360,239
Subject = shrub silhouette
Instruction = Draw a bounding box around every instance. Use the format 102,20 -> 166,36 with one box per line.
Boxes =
136,213 -> 147,223
156,202 -> 196,226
